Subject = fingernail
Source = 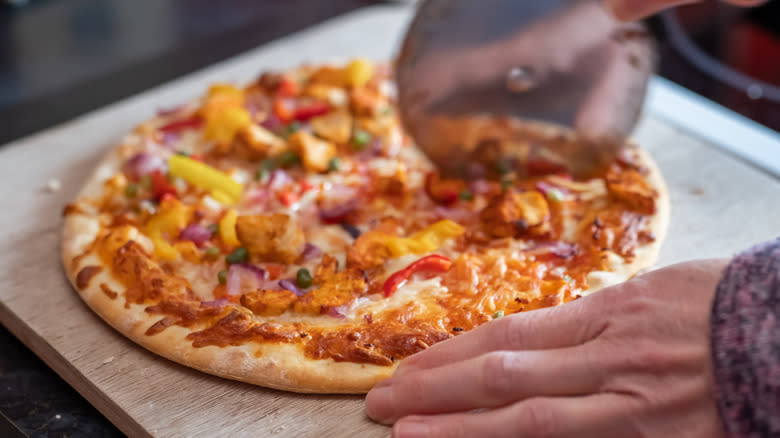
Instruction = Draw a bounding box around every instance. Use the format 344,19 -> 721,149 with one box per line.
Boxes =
365,386 -> 393,424
394,421 -> 429,438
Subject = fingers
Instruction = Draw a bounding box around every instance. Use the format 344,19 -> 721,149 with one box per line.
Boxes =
366,346 -> 603,424
391,393 -> 638,438
395,297 -> 606,376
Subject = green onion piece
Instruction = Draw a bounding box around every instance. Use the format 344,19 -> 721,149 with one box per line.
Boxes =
493,310 -> 505,319
547,188 -> 564,203
139,175 -> 152,190
206,224 -> 219,235
296,268 -> 313,289
352,130 -> 371,150
125,183 -> 139,198
276,151 -> 301,168
459,190 -> 474,201
205,247 -> 221,258
563,275 -> 573,283
327,157 -> 341,173
256,168 -> 270,182
225,247 -> 248,265
495,159 -> 511,175
501,179 -> 514,191
176,151 -> 190,157
217,270 -> 228,285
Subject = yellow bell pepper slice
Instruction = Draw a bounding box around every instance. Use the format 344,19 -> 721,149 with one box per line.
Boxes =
201,84 -> 245,119
168,155 -> 243,204
385,220 -> 464,257
145,198 -> 192,260
345,58 -> 375,88
219,209 -> 241,247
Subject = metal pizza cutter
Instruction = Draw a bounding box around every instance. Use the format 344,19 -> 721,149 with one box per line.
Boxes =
396,0 -> 659,179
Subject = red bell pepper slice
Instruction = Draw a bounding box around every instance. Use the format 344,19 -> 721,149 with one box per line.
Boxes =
278,191 -> 299,207
425,172 -> 464,206
273,98 -> 296,124
150,170 -> 178,201
383,255 -> 453,297
526,159 -> 569,176
158,116 -> 203,134
293,102 -> 330,121
276,77 -> 300,97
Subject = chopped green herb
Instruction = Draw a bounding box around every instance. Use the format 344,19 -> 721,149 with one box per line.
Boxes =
495,159 -> 512,175
139,175 -> 152,191
276,151 -> 301,168
547,188 -> 564,203
296,268 -> 313,289
206,224 -> 219,235
459,190 -> 474,201
217,270 -> 228,285
261,158 -> 276,171
225,247 -> 248,265
327,157 -> 341,173
501,179 -> 514,191
256,168 -> 270,182
352,129 -> 372,150
125,183 -> 139,198
493,310 -> 505,319
284,121 -> 302,137
176,151 -> 190,157
205,247 -> 221,258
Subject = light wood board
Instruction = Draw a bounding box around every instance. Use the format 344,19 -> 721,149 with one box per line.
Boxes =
1,5 -> 779,438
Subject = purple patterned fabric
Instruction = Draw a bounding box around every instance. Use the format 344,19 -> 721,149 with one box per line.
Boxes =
711,238 -> 780,437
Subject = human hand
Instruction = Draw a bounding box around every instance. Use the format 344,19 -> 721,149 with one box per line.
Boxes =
605,0 -> 766,21
365,259 -> 730,438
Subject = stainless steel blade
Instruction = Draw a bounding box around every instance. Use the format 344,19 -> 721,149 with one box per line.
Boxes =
397,0 -> 657,179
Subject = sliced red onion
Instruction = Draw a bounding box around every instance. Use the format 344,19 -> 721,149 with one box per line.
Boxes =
529,241 -> 578,259
302,243 -> 322,261
226,263 -> 266,296
355,138 -> 383,161
326,305 -> 347,319
200,298 -> 228,308
260,114 -> 283,132
279,279 -> 306,297
267,169 -> 293,191
179,224 -> 212,247
535,181 -> 569,196
122,153 -> 165,180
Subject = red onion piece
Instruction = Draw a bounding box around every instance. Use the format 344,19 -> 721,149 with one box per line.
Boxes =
200,298 -> 228,308
279,279 -> 306,297
469,179 -> 492,195
326,305 -> 347,319
179,224 -> 213,247
535,181 -> 569,196
122,153 -> 165,180
528,241 -> 578,259
302,243 -> 322,261
355,138 -> 383,161
267,169 -> 293,191
260,114 -> 282,132
319,198 -> 360,224
226,264 -> 266,296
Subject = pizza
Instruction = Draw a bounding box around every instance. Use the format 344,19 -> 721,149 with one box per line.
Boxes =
62,59 -> 669,394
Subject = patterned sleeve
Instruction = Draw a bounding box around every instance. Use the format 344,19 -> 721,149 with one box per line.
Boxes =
711,238 -> 780,437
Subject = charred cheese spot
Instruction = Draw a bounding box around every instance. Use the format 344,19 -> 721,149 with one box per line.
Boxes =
75,266 -> 102,289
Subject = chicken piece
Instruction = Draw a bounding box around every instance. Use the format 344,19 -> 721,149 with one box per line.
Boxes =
303,84 -> 348,107
480,190 -> 550,238
294,268 -> 366,315
235,124 -> 287,161
235,213 -> 305,264
310,110 -> 352,144
357,116 -> 395,138
314,254 -> 339,284
606,168 -> 657,215
373,163 -> 407,196
350,86 -> 384,117
346,230 -> 393,270
287,132 -> 337,173
309,66 -> 349,87
240,289 -> 297,316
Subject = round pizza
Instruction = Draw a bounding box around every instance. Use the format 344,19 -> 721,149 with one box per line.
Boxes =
62,59 -> 669,394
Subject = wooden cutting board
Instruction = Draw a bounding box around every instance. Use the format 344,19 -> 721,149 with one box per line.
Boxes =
1,5 -> 778,438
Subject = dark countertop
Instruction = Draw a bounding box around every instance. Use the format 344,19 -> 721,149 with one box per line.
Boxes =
0,0 -> 777,437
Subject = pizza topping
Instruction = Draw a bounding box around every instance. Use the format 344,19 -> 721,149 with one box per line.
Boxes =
240,289 -> 297,316
122,153 -> 166,181
168,154 -> 243,204
150,170 -> 178,202
480,190 -> 550,238
383,255 -> 453,297
296,268 -> 314,289
425,172 -> 466,206
225,247 -> 249,265
310,110 -> 352,144
218,209 -> 241,247
158,115 -> 203,135
235,213 -> 305,264
605,167 -> 657,215
294,268 -> 367,315
237,124 -> 287,160
288,132 -> 336,173
179,224 -> 212,247
145,197 -> 192,260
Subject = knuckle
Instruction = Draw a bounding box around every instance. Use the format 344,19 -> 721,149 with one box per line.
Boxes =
517,400 -> 559,438
481,351 -> 520,396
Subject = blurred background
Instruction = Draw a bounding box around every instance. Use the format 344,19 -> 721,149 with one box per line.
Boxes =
0,0 -> 777,436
